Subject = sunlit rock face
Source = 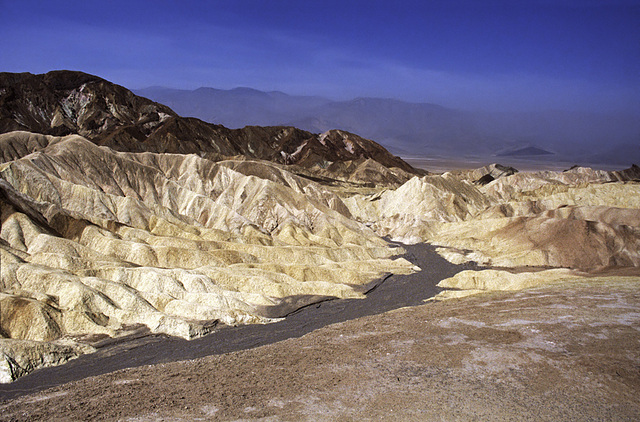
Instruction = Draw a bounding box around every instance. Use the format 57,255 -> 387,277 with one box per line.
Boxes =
343,164 -> 640,306
0,131 -> 415,382
0,71 -> 428,382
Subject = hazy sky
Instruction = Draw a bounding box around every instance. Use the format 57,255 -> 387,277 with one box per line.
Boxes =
1,0 -> 639,112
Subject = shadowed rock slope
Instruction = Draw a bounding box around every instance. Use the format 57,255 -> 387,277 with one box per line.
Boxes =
0,71 -> 424,186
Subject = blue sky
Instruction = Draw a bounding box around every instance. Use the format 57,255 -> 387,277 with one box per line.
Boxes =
1,0 -> 639,112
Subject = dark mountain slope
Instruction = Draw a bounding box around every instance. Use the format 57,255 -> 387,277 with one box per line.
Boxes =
0,71 -> 424,184
0,71 -> 177,139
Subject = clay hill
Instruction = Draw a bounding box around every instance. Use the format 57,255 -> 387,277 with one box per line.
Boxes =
0,71 -> 423,382
0,71 -> 639,420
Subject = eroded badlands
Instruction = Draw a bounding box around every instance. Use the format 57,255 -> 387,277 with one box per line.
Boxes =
0,131 -> 416,382
1,130 -> 639,389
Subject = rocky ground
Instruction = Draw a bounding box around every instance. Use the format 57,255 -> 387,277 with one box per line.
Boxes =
1,276 -> 639,421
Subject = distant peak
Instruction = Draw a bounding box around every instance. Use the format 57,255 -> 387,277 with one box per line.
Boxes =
496,146 -> 554,157
230,87 -> 265,93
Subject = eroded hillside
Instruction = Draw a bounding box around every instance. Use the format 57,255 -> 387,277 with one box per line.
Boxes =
0,130 -> 419,382
344,164 -> 640,300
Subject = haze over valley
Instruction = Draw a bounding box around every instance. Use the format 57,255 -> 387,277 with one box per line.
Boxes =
136,85 -> 640,167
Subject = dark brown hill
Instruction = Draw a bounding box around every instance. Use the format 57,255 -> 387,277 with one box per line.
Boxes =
0,71 -> 424,184
0,71 -> 177,139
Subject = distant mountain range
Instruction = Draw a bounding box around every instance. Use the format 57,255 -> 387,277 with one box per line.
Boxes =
135,86 -> 485,157
136,86 -> 640,166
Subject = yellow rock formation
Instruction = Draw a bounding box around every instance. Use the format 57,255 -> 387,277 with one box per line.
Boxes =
346,168 -> 640,270
0,131 -> 415,382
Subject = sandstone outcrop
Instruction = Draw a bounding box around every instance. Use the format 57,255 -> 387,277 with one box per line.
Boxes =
432,268 -> 582,300
0,339 -> 94,384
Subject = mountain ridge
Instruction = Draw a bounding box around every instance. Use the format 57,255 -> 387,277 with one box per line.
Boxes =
0,71 -> 424,185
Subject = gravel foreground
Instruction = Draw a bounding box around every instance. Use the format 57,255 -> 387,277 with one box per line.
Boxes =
1,277 -> 639,421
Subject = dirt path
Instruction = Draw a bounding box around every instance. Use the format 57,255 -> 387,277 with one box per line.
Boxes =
0,242 -> 463,401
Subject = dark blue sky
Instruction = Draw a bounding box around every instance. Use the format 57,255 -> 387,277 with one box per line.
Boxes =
1,0 -> 639,112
